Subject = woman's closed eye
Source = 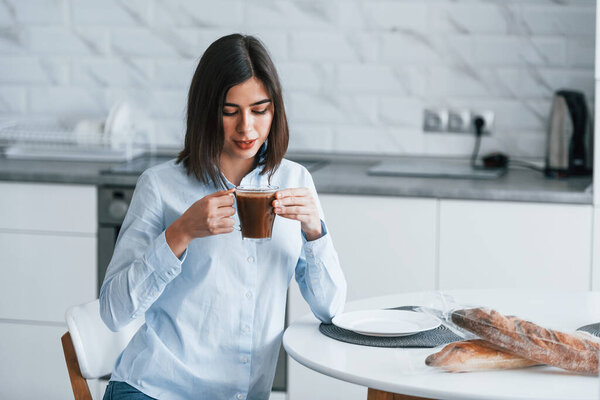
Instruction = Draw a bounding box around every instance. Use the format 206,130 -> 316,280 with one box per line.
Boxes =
222,108 -> 268,116
222,105 -> 238,116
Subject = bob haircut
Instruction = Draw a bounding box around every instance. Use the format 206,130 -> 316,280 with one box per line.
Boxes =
177,33 -> 289,188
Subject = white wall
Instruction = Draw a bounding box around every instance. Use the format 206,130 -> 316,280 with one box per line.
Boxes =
0,0 -> 595,157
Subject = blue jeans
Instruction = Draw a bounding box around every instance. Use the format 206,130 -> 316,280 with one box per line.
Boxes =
103,381 -> 156,400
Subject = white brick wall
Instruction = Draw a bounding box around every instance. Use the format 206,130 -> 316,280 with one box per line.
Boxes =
0,87 -> 26,113
3,0 -> 66,25
0,0 -> 595,157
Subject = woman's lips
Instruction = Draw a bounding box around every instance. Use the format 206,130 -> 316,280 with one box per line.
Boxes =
234,139 -> 256,150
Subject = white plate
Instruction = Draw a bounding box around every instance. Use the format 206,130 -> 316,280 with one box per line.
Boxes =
332,309 -> 441,337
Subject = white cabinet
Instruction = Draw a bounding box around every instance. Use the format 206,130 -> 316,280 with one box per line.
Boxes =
287,194 -> 437,400
320,194 -> 438,303
439,200 -> 592,290
0,232 -> 96,321
0,182 -> 96,233
0,182 -> 97,400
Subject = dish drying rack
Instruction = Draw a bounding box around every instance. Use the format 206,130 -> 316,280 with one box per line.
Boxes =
0,121 -> 149,162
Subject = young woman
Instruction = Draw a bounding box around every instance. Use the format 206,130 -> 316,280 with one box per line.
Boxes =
99,34 -> 346,400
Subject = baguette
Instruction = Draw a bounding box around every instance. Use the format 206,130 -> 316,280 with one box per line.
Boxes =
452,308 -> 600,375
425,339 -> 539,372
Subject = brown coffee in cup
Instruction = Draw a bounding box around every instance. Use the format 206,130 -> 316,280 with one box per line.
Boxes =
235,186 -> 278,241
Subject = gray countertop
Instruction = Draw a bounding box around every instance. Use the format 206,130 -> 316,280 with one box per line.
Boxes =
0,156 -> 141,187
0,152 -> 593,204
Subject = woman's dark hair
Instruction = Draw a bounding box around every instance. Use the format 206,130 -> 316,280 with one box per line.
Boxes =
177,34 -> 289,188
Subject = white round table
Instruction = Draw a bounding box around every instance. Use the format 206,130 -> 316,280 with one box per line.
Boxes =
283,289 -> 600,400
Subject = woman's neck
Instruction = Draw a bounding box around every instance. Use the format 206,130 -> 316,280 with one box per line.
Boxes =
219,155 -> 256,186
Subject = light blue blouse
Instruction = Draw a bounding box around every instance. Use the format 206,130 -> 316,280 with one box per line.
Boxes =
99,158 -> 347,400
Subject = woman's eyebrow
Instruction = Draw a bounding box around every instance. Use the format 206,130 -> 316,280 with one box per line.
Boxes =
250,99 -> 271,106
224,99 -> 272,107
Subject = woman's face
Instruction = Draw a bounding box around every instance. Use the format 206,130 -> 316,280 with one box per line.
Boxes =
221,76 -> 274,164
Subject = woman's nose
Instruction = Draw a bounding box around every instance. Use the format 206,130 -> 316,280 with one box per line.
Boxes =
237,111 -> 253,133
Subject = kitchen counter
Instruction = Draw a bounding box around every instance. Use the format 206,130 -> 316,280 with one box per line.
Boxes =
0,152 -> 592,204
309,156 -> 592,204
0,156 -> 139,187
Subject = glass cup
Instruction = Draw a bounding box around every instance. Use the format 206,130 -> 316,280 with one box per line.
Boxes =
234,185 -> 279,242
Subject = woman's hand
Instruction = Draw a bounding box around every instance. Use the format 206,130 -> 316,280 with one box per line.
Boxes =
273,188 -> 322,241
166,188 -> 236,257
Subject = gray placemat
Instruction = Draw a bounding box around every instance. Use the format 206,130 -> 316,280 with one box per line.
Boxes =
577,323 -> 600,337
319,306 -> 462,348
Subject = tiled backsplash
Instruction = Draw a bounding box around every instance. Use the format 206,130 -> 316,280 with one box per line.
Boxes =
0,0 -> 595,157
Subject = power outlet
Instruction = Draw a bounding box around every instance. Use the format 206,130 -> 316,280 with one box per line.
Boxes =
423,108 -> 495,135
471,110 -> 495,135
447,109 -> 472,133
423,109 -> 448,132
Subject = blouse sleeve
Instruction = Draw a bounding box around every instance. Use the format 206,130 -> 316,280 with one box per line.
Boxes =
294,169 -> 347,323
99,171 -> 187,332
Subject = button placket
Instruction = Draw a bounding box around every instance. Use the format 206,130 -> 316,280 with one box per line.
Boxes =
238,242 -> 256,392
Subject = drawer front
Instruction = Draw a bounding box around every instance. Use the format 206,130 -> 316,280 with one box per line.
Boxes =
0,182 -> 96,234
439,200 -> 592,290
0,232 -> 96,322
0,321 -> 72,400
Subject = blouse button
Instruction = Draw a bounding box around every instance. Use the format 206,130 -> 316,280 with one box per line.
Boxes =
247,256 -> 254,263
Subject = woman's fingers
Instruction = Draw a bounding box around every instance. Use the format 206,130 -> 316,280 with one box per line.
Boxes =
196,190 -> 234,211
273,188 -> 319,222
274,190 -> 315,208
213,206 -> 236,218
206,214 -> 235,234
214,191 -> 235,207
275,205 -> 313,215
275,188 -> 310,201
209,209 -> 236,224
209,188 -> 236,198
219,217 -> 235,229
274,196 -> 309,207
274,213 -> 312,225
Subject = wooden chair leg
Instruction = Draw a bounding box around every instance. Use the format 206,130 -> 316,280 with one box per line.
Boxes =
367,388 -> 433,400
61,332 -> 93,400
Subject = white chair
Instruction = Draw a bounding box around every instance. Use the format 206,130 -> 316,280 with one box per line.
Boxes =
61,299 -> 144,400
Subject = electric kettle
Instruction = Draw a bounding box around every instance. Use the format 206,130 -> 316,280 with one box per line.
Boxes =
545,90 -> 593,177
